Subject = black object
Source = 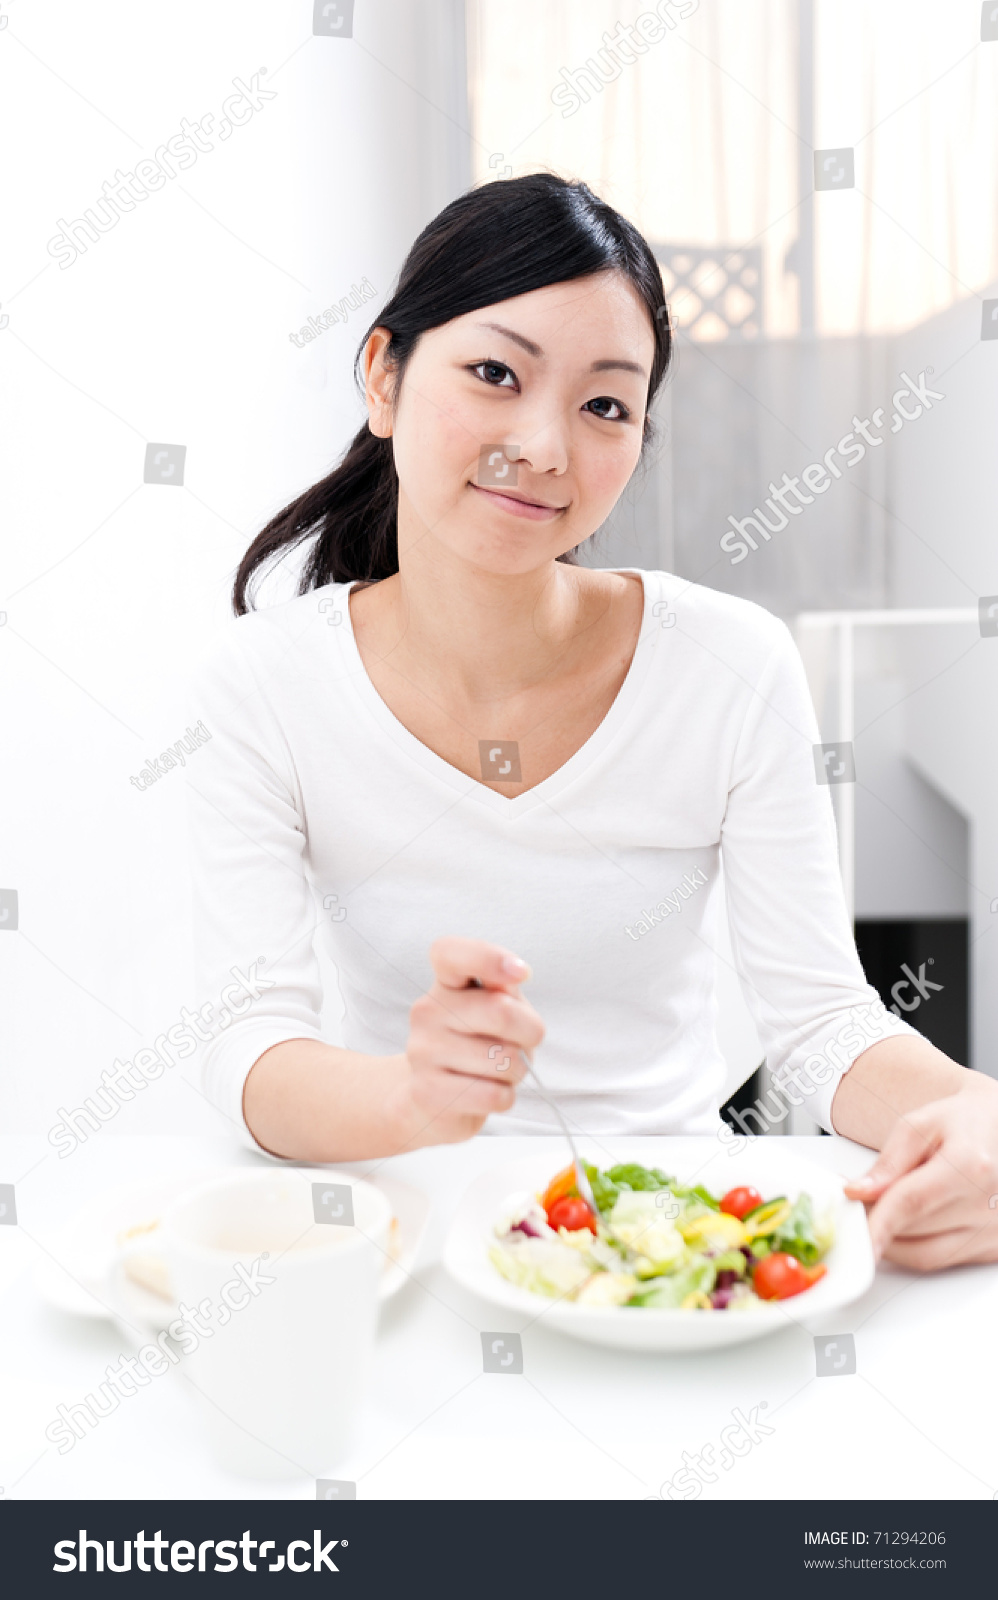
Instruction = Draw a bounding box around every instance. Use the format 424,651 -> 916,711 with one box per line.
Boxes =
718,1062 -> 825,1136
720,1064 -> 764,1131
854,917 -> 969,1067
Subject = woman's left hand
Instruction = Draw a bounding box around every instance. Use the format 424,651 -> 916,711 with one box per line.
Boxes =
843,1072 -> 998,1269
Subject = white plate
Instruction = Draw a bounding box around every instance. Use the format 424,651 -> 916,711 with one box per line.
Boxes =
443,1139 -> 875,1352
32,1165 -> 430,1341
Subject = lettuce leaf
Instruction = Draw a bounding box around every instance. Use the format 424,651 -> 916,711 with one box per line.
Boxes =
584,1162 -> 720,1216
766,1194 -> 833,1267
605,1163 -> 675,1192
711,1247 -> 747,1278
487,1239 -> 592,1299
627,1257 -> 716,1308
584,1162 -> 623,1216
669,1181 -> 721,1212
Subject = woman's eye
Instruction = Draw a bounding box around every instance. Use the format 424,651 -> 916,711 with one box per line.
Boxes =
585,396 -> 630,422
471,360 -> 517,389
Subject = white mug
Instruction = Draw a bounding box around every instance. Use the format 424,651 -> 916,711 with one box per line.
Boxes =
157,1167 -> 391,1481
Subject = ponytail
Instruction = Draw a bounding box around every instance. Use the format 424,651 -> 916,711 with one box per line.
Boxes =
234,428 -> 397,613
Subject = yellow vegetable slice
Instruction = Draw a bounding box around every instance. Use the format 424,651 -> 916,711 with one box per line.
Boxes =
679,1212 -> 747,1248
680,1290 -> 713,1310
744,1199 -> 792,1237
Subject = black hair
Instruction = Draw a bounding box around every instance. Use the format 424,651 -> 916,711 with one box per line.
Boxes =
232,172 -> 671,614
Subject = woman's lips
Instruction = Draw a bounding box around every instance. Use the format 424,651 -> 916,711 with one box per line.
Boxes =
469,483 -> 566,521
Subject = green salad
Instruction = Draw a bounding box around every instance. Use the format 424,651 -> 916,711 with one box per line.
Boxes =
489,1161 -> 834,1309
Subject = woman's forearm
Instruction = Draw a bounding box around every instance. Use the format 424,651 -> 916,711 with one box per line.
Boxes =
829,1032 -> 969,1149
242,1039 -> 424,1162
241,944 -> 543,1159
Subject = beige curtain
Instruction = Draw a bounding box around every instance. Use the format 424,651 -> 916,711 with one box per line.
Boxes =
467,0 -> 998,337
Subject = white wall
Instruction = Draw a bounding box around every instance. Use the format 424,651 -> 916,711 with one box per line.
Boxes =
603,333 -> 972,919
1,0 -> 470,1141
887,286 -> 998,1074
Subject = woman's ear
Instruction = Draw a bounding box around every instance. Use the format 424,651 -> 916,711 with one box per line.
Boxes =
363,327 -> 395,438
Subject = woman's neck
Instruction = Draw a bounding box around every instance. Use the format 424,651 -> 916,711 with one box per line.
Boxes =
352,541 -> 617,707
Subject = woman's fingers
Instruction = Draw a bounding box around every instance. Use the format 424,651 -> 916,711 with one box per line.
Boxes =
844,1090 -> 998,1262
417,1063 -> 518,1120
888,1193 -> 993,1236
410,987 -> 543,1064
843,1104 -> 943,1209
842,1170 -> 893,1203
406,1014 -> 530,1084
433,984 -> 544,1052
402,937 -> 547,1141
864,1131 -> 998,1257
864,1152 -> 956,1259
847,1172 -> 971,1235
880,1226 -> 982,1272
430,935 -> 531,991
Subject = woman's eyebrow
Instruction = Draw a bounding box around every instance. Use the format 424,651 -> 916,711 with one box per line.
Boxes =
474,321 -> 647,377
590,357 -> 647,376
476,320 -> 542,356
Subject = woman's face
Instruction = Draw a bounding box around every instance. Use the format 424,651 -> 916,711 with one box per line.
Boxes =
364,270 -> 657,574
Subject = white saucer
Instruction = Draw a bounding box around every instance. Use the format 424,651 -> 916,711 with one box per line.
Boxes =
32,1164 -> 431,1342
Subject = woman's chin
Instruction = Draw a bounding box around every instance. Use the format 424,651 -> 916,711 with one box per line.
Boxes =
463,538 -> 579,577
407,516 -> 580,576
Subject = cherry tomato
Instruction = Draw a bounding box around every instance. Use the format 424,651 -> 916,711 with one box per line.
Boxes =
752,1252 -> 827,1300
719,1185 -> 763,1220
547,1196 -> 597,1234
541,1164 -> 578,1214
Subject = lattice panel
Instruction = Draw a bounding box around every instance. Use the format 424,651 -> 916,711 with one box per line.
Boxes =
654,244 -> 764,340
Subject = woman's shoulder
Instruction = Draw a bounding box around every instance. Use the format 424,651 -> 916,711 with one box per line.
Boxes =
631,567 -> 792,663
187,581 -> 354,699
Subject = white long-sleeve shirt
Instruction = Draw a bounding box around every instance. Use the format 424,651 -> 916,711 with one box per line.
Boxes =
185,567 -> 917,1151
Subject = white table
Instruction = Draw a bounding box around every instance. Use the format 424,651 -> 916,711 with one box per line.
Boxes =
1,1133 -> 996,1501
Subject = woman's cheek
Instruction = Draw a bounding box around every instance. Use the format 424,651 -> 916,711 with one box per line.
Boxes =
437,407 -> 482,470
395,424 -> 475,527
581,448 -> 639,520
411,395 -> 480,481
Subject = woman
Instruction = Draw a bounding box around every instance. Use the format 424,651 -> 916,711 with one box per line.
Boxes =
188,173 -> 998,1273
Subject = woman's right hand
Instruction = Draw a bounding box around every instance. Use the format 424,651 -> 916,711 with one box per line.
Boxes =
398,937 -> 546,1144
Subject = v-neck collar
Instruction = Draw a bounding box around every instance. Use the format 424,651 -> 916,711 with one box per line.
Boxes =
337,567 -> 659,818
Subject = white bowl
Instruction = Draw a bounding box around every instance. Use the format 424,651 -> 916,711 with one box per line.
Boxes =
443,1139 -> 874,1352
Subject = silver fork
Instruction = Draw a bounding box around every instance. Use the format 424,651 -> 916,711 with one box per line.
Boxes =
515,1048 -> 600,1215
468,978 -> 627,1251
515,1048 -> 636,1260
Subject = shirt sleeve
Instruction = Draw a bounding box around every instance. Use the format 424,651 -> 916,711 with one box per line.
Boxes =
184,621 -> 325,1154
719,621 -> 920,1132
